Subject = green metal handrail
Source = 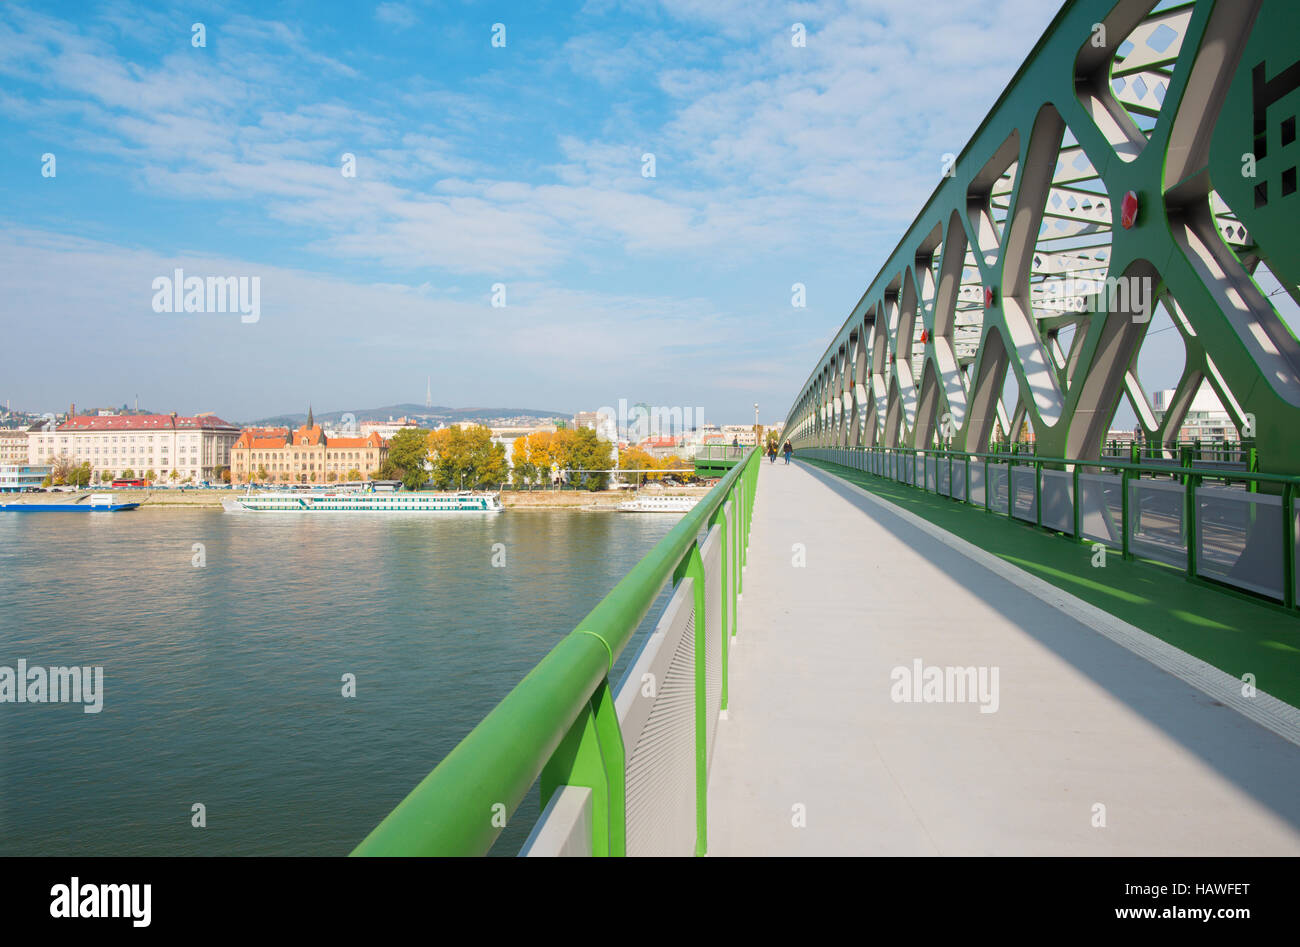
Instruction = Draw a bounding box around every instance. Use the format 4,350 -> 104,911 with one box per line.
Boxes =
805,444 -> 1299,610
352,447 -> 760,856
838,445 -> 1300,486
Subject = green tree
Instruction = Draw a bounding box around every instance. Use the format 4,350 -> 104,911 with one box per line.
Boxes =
121,468 -> 135,479
69,461 -> 93,487
386,427 -> 432,490
565,427 -> 612,491
256,465 -> 268,482
347,468 -> 362,481
145,469 -> 157,483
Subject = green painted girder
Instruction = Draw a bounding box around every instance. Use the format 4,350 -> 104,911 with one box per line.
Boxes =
784,0 -> 1300,476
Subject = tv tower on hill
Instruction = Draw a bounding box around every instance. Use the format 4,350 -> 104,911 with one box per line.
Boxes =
426,376 -> 432,409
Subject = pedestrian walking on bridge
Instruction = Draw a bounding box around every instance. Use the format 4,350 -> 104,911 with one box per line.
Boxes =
782,441 -> 792,464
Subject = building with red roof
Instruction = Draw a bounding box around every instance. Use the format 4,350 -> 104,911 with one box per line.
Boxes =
230,424 -> 389,483
27,413 -> 240,482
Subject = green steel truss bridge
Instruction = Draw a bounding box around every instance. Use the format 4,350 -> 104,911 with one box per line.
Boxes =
353,0 -> 1300,856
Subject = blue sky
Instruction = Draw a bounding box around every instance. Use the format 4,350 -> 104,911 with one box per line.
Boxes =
0,0 -> 1066,424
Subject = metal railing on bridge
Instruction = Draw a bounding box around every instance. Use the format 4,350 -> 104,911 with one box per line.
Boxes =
802,445 -> 1300,610
694,444 -> 749,461
352,447 -> 760,856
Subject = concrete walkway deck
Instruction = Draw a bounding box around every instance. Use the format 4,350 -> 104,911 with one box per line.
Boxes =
707,459 -> 1300,855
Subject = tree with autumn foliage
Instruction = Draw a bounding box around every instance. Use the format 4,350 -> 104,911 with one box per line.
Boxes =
512,430 -> 563,488
618,446 -> 660,485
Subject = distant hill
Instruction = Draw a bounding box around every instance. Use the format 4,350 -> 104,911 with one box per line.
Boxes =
241,403 -> 568,428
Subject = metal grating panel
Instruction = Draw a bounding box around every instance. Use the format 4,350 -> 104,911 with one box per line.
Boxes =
1079,472 -> 1123,547
969,462 -> 986,507
702,526 -> 723,769
725,499 -> 736,637
1196,486 -> 1283,600
926,455 -> 937,492
1128,479 -> 1187,568
519,785 -> 592,857
1011,466 -> 1037,523
952,460 -> 967,501
988,465 -> 1009,514
614,579 -> 697,857
937,458 -> 950,497
1041,469 -> 1074,534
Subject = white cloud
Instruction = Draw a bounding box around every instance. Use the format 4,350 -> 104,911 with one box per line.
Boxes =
375,3 -> 419,30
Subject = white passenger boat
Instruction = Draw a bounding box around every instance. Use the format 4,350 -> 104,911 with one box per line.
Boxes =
222,489 -> 503,513
617,494 -> 700,513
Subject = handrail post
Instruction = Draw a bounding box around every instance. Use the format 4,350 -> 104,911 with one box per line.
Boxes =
1072,463 -> 1081,539
1121,468 -> 1132,561
1284,482 -> 1296,610
1006,455 -> 1014,521
539,680 -> 626,856
1035,459 -> 1042,528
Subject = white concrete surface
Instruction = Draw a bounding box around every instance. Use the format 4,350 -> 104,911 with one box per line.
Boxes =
706,459 -> 1300,855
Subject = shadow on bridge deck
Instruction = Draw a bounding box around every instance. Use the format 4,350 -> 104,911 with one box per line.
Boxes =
706,459 -> 1300,855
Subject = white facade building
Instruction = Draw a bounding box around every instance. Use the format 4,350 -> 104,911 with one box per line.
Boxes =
0,429 -> 28,466
27,413 -> 241,482
1152,383 -> 1237,441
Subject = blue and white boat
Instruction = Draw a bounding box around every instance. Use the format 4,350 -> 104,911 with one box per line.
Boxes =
222,488 -> 503,513
0,492 -> 140,513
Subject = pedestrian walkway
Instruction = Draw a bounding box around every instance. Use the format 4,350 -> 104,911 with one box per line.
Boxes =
706,459 -> 1300,855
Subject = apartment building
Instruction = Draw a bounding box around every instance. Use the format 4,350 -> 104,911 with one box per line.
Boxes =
0,429 -> 28,466
27,413 -> 240,482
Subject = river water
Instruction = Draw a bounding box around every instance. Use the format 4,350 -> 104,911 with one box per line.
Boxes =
0,507 -> 678,855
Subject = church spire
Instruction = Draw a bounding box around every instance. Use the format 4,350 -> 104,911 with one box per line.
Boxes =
307,404 -> 314,429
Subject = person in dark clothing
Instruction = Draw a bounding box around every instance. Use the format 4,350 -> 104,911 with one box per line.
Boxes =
767,442 -> 777,463
782,441 -> 793,464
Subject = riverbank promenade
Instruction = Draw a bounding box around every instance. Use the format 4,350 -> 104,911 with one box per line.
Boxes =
706,459 -> 1300,855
